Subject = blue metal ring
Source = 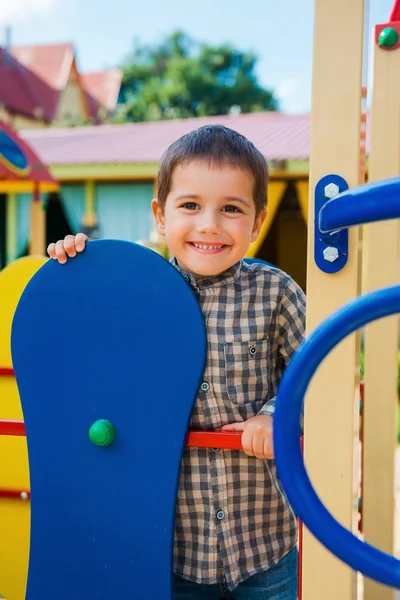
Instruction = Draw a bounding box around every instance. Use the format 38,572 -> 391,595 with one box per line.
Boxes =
273,285 -> 400,588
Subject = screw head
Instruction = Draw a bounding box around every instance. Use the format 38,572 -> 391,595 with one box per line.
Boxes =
323,246 -> 339,262
324,183 -> 340,199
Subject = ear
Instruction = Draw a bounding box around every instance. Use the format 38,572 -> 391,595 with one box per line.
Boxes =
151,198 -> 166,236
251,209 -> 267,242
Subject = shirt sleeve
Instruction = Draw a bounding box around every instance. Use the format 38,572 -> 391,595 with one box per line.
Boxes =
258,278 -> 306,417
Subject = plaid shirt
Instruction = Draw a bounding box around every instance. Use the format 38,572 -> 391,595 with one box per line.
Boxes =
170,257 -> 306,591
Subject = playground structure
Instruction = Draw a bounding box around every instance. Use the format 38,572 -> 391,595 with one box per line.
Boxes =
0,1 -> 399,600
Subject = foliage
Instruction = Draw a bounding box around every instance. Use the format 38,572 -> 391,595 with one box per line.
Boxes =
114,31 -> 278,123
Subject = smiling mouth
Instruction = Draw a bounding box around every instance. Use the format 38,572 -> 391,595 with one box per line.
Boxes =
188,242 -> 228,253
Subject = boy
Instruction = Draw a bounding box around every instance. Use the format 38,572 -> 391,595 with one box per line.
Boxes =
47,124 -> 306,599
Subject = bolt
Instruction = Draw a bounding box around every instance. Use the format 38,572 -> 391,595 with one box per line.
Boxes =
324,183 -> 340,199
323,246 -> 339,262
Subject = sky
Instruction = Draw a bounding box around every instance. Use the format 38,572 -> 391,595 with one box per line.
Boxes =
0,0 -> 394,114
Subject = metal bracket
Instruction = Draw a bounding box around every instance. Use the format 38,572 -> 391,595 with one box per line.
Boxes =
314,174 -> 349,274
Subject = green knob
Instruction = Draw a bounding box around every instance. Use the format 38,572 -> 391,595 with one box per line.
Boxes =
378,27 -> 399,48
88,419 -> 116,446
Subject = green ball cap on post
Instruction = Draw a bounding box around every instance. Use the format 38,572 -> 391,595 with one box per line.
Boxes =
88,419 -> 116,446
378,27 -> 399,48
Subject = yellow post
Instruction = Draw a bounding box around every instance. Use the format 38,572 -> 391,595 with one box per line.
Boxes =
294,180 -> 309,222
29,184 -> 46,256
83,180 -> 98,227
362,21 -> 400,600
245,181 -> 287,257
6,193 -> 17,264
302,0 -> 365,598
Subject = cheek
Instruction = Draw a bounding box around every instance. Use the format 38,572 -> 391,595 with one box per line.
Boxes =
164,214 -> 192,238
229,218 -> 256,242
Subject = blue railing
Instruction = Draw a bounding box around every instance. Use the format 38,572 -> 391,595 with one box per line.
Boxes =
273,176 -> 400,588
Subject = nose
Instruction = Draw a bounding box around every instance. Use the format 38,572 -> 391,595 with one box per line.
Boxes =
195,208 -> 222,234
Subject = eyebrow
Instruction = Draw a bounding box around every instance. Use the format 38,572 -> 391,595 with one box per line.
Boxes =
174,194 -> 252,208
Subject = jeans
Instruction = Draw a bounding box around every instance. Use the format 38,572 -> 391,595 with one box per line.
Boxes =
173,546 -> 298,599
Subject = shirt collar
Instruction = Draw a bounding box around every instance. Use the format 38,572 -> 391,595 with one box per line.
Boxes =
169,256 -> 242,289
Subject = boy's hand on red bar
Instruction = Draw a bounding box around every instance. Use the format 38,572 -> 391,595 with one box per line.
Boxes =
221,415 -> 274,459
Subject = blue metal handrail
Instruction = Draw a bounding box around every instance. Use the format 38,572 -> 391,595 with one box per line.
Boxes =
319,176 -> 400,233
274,177 -> 400,588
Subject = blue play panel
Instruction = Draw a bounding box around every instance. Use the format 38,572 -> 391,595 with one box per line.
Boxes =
11,240 -> 207,600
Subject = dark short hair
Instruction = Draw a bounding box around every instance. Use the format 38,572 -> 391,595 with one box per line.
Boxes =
157,124 -> 269,217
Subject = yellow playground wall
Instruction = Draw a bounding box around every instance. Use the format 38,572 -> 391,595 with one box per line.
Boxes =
0,256 -> 47,600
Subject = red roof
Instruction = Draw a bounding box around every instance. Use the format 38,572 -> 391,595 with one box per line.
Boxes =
0,119 -> 57,184
0,48 -> 56,122
1,43 -> 121,124
11,43 -> 74,91
9,43 -> 74,122
81,69 -> 123,115
20,112 -> 312,165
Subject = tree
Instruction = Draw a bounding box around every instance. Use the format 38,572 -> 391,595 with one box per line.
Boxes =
114,31 -> 278,123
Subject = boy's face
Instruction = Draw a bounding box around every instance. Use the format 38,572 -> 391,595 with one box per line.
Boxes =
152,161 -> 267,280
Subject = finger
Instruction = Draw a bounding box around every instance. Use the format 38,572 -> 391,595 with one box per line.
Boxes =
221,423 -> 246,431
241,427 -> 254,457
47,243 -> 56,259
55,240 -> 67,264
64,235 -> 77,258
252,433 -> 266,459
264,437 -> 274,460
75,233 -> 88,252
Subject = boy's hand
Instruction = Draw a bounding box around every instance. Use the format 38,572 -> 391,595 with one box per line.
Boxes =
47,233 -> 88,264
221,415 -> 274,459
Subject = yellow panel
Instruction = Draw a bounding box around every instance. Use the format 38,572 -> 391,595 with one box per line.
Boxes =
51,162 -> 158,181
0,182 -> 59,193
0,501 -> 30,600
245,181 -> 287,257
0,256 -> 47,600
294,180 -> 309,222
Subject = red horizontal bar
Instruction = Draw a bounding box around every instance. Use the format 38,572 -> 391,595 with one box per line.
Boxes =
0,420 -> 26,436
186,430 -> 243,450
0,367 -> 14,377
0,488 -> 30,500
0,419 -> 244,448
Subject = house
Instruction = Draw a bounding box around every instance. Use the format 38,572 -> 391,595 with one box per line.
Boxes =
0,41 -> 122,129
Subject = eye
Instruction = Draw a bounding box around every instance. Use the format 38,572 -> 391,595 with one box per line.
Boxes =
222,205 -> 242,213
181,202 -> 199,210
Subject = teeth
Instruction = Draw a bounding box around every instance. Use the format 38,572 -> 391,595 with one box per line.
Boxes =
193,243 -> 223,249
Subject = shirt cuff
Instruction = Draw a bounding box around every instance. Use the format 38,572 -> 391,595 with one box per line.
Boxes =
258,397 -> 276,417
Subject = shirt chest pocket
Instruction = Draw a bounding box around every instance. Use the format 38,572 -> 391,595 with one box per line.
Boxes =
223,338 -> 271,405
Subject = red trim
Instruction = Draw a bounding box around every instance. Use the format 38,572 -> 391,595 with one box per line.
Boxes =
390,0 -> 400,21
375,22 -> 400,50
0,367 -> 14,377
0,488 -> 30,500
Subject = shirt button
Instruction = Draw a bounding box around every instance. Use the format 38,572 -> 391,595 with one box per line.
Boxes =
249,346 -> 257,356
216,510 -> 225,520
212,448 -> 220,452
183,275 -> 190,282
201,382 -> 209,392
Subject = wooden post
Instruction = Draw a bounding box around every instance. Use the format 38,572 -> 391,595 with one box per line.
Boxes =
302,1 -> 365,599
29,184 -> 45,256
362,17 -> 400,600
